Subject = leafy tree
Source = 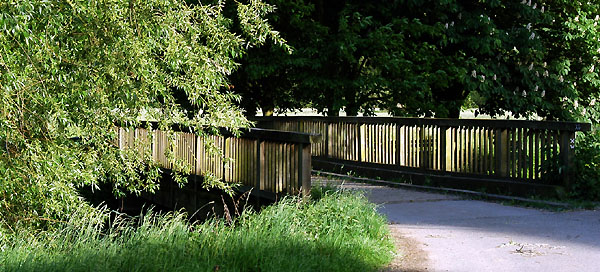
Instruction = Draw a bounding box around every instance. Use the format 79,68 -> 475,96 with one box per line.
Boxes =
233,0 -> 599,120
0,0 -> 284,230
458,0 -> 600,122
229,0 -> 316,116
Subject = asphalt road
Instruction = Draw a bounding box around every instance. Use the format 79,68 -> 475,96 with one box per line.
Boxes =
313,176 -> 600,272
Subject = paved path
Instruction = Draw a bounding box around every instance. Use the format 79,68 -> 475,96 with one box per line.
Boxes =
313,176 -> 600,272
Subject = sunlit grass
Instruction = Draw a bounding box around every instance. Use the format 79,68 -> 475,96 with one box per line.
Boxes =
0,192 -> 394,272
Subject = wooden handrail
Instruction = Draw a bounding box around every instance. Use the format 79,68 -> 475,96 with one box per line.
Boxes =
250,116 -> 592,189
250,116 -> 591,132
121,121 -> 321,144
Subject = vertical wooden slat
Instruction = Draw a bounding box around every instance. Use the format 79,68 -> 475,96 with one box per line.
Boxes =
423,125 -> 428,169
375,124 -> 379,164
382,124 -> 387,164
518,128 -> 524,179
432,126 -> 436,169
384,124 -> 389,164
411,126 -> 415,167
369,124 -> 373,163
540,130 -> 546,179
377,124 -> 381,164
528,129 -> 534,180
368,123 -> 372,163
290,144 -> 296,192
351,123 -> 355,161
516,128 -> 524,178
481,127 -> 485,174
336,123 -> 340,159
469,127 -> 474,173
347,123 -> 352,161
461,127 -> 466,172
286,144 -> 292,193
390,124 -> 394,165
405,126 -> 410,167
385,124 -> 390,164
461,127 -> 466,173
413,126 -> 417,168
395,124 -> 401,166
326,122 -> 331,158
246,139 -> 251,185
439,126 -> 447,171
452,128 -> 457,172
357,123 -> 362,162
480,127 -> 485,174
272,142 -> 276,192
489,128 -> 494,174
256,140 -> 262,192
234,137 -> 238,183
363,124 -> 367,163
510,130 -> 516,177
426,125 -> 431,169
281,143 -> 286,193
277,143 -> 282,193
270,142 -> 275,192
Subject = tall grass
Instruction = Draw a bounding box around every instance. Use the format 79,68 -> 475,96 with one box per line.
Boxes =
0,192 -> 394,272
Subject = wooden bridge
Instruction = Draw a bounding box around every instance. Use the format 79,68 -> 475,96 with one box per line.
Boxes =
252,116 -> 591,196
116,123 -> 320,206
116,117 -> 591,203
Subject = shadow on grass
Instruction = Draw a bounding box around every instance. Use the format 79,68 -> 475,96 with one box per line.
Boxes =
2,233 -> 383,272
1,193 -> 393,272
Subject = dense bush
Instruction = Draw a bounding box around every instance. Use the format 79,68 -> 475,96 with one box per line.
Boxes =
0,0 -> 286,230
571,129 -> 600,201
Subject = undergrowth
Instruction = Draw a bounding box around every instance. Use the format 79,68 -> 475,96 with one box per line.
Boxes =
0,192 -> 394,272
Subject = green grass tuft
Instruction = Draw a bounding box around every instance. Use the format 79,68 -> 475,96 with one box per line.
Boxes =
0,192 -> 394,272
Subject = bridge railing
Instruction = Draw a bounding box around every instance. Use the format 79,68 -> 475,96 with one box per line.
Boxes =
116,123 -> 321,198
251,116 -> 591,187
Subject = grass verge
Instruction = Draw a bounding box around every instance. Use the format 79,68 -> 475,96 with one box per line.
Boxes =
0,191 -> 394,272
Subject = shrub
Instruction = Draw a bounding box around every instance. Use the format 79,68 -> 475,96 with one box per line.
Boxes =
571,129 -> 600,201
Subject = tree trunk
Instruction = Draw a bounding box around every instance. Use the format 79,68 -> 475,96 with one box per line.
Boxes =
327,108 -> 340,116
345,103 -> 359,116
448,106 -> 461,118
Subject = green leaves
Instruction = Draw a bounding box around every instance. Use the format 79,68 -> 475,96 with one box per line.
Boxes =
0,0 -> 282,230
231,0 -> 599,122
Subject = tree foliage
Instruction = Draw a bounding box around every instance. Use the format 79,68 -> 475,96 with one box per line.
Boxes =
0,0 -> 284,230
232,0 -> 600,121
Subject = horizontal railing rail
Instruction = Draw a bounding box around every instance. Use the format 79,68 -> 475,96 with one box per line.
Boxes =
251,116 -> 590,131
115,123 -> 320,198
251,116 -> 591,187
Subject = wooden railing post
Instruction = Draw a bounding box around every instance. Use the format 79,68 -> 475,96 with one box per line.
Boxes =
559,131 -> 576,187
495,128 -> 508,177
298,143 -> 311,196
